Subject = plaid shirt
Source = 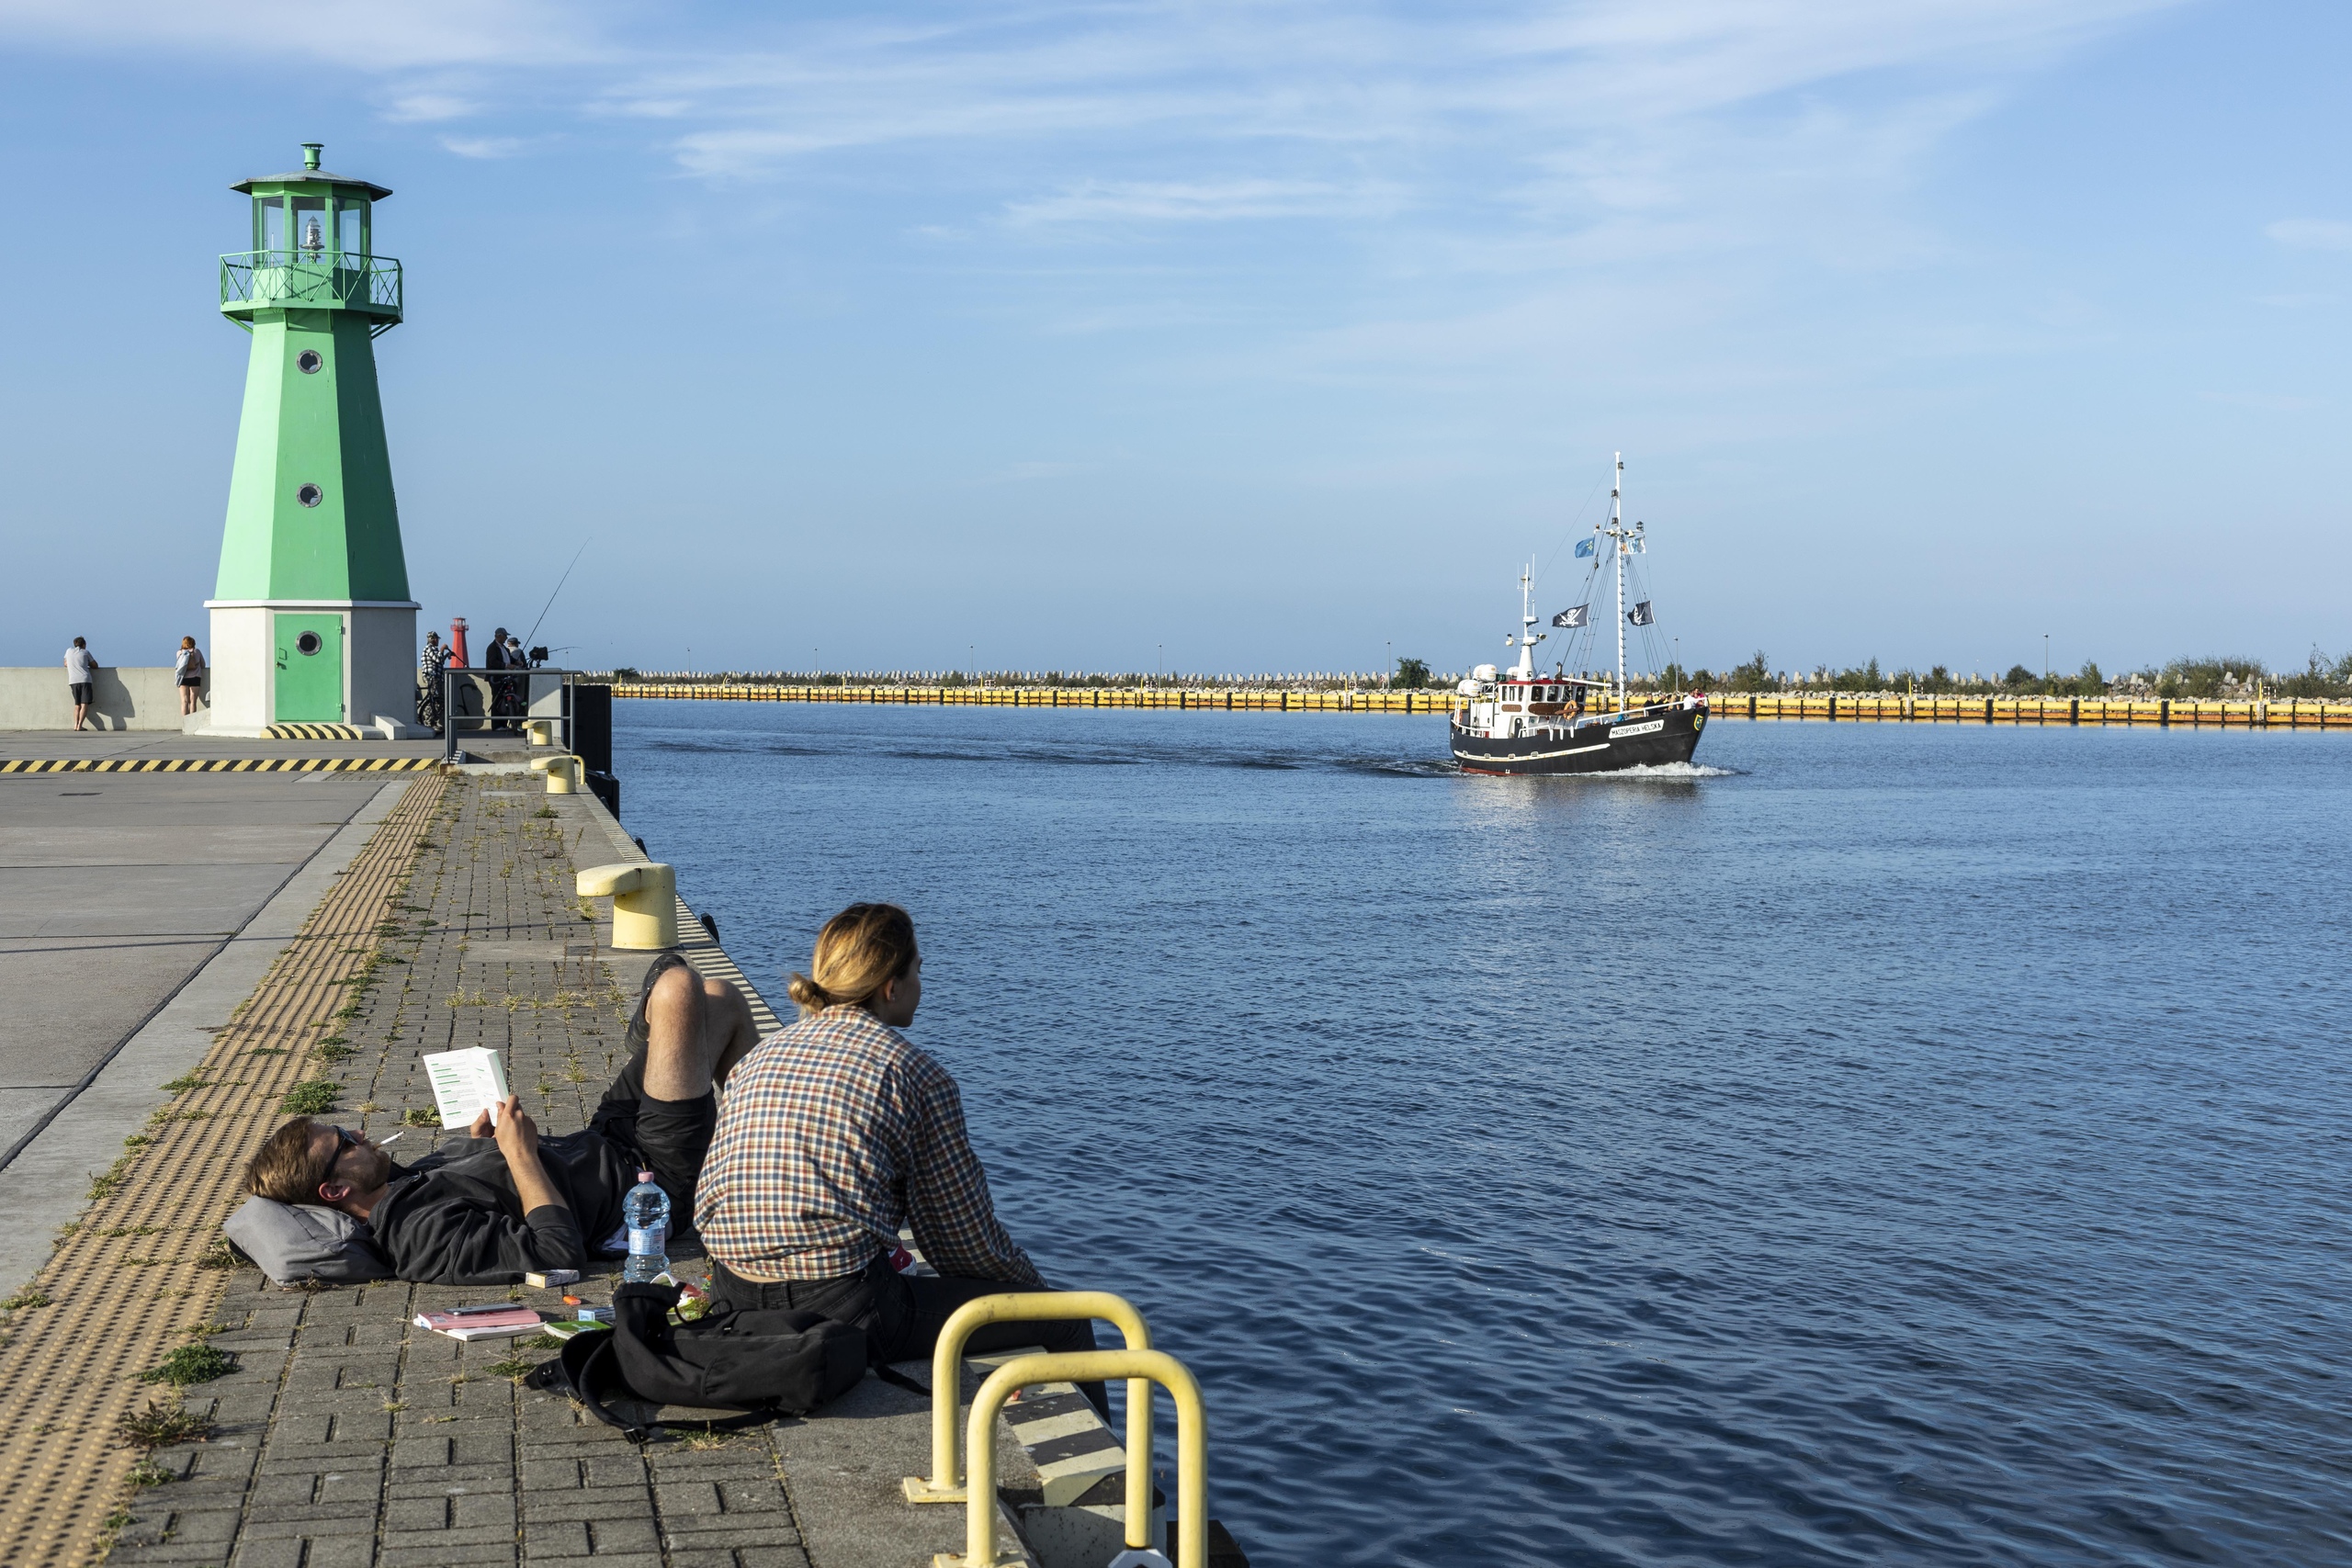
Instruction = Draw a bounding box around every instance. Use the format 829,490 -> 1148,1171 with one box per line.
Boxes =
696,1007 -> 1044,1286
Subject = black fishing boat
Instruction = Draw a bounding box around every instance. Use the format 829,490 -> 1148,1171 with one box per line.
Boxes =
1450,454 -> 1707,776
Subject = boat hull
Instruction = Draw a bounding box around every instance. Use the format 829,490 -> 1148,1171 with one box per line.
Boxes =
1451,704 -> 1706,775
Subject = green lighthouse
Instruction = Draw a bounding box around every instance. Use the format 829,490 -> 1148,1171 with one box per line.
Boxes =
202,142 -> 420,736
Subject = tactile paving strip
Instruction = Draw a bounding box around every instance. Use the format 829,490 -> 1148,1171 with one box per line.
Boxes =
0,773 -> 446,1568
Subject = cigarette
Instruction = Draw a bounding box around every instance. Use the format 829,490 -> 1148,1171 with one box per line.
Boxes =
378,1130 -> 406,1145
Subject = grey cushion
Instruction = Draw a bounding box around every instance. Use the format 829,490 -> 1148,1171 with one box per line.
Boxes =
223,1195 -> 397,1285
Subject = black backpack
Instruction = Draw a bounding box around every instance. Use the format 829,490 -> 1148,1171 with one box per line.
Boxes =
528,1280 -> 868,1442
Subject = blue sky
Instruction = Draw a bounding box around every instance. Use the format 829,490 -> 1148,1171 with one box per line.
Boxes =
0,1 -> 2345,678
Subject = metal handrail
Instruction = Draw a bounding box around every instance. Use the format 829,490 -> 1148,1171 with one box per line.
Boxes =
437,667 -> 587,764
903,1291 -> 1151,1543
944,1348 -> 1206,1568
219,250 -> 402,316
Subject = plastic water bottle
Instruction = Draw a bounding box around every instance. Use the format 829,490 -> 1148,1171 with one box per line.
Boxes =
620,1170 -> 670,1283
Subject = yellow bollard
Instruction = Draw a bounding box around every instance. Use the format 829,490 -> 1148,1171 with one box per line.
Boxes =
904,1292 -> 1151,1546
524,718 -> 555,746
575,863 -> 677,949
529,755 -> 580,795
937,1348 -> 1206,1568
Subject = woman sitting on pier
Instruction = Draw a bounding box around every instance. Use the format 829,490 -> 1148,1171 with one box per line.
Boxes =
695,902 -> 1106,1410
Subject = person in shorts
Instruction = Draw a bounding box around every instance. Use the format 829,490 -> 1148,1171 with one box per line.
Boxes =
64,637 -> 96,730
175,637 -> 207,716
239,957 -> 761,1284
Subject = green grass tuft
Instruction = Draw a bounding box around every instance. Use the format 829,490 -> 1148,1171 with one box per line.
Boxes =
399,1107 -> 442,1127
116,1399 -> 213,1450
280,1080 -> 339,1114
139,1344 -> 234,1386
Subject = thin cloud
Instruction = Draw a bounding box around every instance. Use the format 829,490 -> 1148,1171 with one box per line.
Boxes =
384,92 -> 481,124
0,0 -> 603,70
1003,178 -> 1401,227
440,134 -> 540,159
2265,219 -> 2352,254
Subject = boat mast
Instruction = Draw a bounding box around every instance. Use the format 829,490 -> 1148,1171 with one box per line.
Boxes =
1515,564 -> 1539,680
1612,453 -> 1625,710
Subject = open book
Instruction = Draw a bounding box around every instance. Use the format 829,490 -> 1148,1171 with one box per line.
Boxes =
421,1046 -> 509,1129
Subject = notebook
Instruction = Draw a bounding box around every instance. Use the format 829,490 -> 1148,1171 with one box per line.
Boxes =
413,1303 -> 546,1341
421,1047 -> 510,1129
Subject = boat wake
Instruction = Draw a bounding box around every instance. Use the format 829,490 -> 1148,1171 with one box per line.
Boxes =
1591,761 -> 1740,780
1453,759 -> 1741,781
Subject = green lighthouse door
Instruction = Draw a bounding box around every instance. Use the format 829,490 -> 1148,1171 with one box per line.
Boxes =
274,612 -> 345,721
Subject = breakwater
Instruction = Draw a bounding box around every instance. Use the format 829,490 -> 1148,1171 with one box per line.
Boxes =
1714,692 -> 2352,727
614,681 -> 1448,712
611,682 -> 2352,728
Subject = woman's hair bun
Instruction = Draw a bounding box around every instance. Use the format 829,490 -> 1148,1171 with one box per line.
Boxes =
791,904 -> 919,1019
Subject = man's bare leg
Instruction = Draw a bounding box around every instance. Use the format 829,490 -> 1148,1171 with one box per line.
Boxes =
641,964 -> 762,1100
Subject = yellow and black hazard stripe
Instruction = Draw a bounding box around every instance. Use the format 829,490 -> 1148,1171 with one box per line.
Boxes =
0,757 -> 441,774
263,723 -> 374,739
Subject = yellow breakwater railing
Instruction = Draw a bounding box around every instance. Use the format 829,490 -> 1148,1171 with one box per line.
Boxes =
904,1292 -> 1153,1523
943,1348 -> 1209,1568
1707,694 -> 2352,728
612,682 -> 1450,713
607,682 -> 2352,727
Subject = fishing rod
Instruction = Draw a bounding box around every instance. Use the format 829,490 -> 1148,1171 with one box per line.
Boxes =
523,537 -> 592,653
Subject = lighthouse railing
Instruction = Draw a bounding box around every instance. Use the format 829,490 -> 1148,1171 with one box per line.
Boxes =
219,250 -> 402,323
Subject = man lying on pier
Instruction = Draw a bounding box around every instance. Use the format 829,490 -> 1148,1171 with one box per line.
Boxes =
240,956 -> 760,1284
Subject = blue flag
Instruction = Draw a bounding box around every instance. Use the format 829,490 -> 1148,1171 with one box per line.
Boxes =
1575,537 -> 1596,558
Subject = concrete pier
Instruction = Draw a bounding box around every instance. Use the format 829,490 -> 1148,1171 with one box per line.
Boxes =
0,740 -> 1214,1568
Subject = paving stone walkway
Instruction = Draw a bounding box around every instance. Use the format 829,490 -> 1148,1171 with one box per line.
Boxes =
104,773 -> 1017,1568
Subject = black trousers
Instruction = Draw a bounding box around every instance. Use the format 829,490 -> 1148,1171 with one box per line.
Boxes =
710,1254 -> 1107,1415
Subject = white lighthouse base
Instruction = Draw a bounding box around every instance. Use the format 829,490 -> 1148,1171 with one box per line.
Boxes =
194,600 -> 424,738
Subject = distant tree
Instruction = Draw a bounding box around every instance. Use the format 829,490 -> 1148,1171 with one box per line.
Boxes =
1726,650 -> 1773,693
1393,656 -> 1430,689
2003,664 -> 2037,688
2160,656 -> 2266,700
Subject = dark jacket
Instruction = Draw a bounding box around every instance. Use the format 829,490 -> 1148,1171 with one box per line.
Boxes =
368,1130 -> 636,1285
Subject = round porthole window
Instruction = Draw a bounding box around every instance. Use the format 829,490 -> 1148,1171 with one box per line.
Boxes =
296,631 -> 323,656
297,349 -> 323,374
297,483 -> 322,508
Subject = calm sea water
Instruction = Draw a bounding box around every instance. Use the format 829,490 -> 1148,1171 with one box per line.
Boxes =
615,703 -> 2351,1567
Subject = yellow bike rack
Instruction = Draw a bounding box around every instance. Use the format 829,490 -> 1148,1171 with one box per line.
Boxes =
935,1348 -> 1206,1568
575,862 -> 677,949
903,1291 -> 1151,1539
